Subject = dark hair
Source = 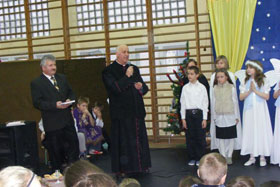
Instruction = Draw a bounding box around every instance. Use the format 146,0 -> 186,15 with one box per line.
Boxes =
187,59 -> 198,67
213,68 -> 234,86
245,60 -> 265,88
78,97 -> 90,105
187,66 -> 200,75
227,176 -> 255,187
260,180 -> 280,187
215,55 -> 229,70
64,160 -> 117,187
93,102 -> 104,110
179,176 -> 202,187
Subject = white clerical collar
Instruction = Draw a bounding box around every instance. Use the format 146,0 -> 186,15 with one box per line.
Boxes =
116,60 -> 127,67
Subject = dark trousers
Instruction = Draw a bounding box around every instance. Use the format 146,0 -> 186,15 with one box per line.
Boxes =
45,124 -> 79,172
185,109 -> 206,161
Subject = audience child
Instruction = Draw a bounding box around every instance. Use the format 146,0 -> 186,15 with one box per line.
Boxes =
193,153 -> 227,187
119,178 -> 141,187
64,160 -> 117,187
211,69 -> 242,164
179,176 -> 202,187
239,60 -> 273,167
91,101 -> 110,152
209,55 -> 241,152
271,80 -> 280,166
0,166 -> 41,187
73,97 -> 104,155
180,66 -> 209,166
227,176 -> 255,187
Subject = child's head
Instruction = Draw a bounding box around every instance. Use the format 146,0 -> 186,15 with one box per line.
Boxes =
215,55 -> 229,70
64,160 -> 117,187
187,66 -> 200,83
93,102 -> 104,114
119,178 -> 141,187
197,153 -> 227,185
179,175 -> 202,187
214,68 -> 234,85
245,60 -> 265,87
187,59 -> 198,68
227,176 -> 255,187
77,97 -> 90,112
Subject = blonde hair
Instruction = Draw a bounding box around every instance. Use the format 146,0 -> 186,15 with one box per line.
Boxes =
198,153 -> 227,185
227,176 -> 255,187
0,166 -> 35,187
77,96 -> 90,105
119,178 -> 141,187
215,55 -> 229,70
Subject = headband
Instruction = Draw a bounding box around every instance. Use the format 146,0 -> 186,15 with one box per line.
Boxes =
245,60 -> 263,72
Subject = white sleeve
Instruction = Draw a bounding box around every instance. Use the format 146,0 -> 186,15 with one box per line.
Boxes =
96,118 -> 104,128
38,119 -> 44,133
211,87 -> 216,120
202,86 -> 209,120
180,86 -> 186,119
73,118 -> 78,132
209,73 -> 215,101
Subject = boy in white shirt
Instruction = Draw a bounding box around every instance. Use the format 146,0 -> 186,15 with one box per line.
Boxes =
180,66 -> 209,167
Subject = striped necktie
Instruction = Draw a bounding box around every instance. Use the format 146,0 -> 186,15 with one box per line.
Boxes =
51,76 -> 59,91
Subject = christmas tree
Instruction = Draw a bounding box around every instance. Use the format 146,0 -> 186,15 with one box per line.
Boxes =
163,41 -> 190,135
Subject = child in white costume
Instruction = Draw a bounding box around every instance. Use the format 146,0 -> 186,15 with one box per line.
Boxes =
240,60 -> 273,167
210,55 -> 242,151
271,80 -> 280,166
211,69 -> 242,165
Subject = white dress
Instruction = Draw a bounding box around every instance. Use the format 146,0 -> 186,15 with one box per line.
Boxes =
240,78 -> 273,156
210,71 -> 241,150
271,81 -> 280,166
211,83 -> 242,157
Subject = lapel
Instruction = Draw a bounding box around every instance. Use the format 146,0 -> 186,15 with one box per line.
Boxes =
40,74 -> 60,93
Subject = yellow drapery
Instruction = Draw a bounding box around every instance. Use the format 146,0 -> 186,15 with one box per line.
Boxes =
207,0 -> 257,73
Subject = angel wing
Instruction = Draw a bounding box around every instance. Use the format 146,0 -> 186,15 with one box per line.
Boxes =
235,69 -> 246,84
266,58 -> 280,87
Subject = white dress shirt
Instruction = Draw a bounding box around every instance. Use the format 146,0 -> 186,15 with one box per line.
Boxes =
43,73 -> 55,85
92,112 -> 104,128
180,80 -> 209,120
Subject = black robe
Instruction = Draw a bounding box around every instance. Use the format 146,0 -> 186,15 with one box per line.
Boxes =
102,61 -> 151,173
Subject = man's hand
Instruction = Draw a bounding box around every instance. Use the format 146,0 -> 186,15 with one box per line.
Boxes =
202,120 -> 207,129
56,101 -> 70,109
126,66 -> 134,77
182,119 -> 187,129
134,82 -> 143,90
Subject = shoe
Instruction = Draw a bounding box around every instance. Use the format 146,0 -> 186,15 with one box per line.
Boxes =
260,158 -> 267,167
196,161 -> 200,166
244,158 -> 256,166
188,160 -> 196,166
226,157 -> 233,165
93,150 -> 103,155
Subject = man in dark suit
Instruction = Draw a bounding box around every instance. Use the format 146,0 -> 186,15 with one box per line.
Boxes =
30,54 -> 79,172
